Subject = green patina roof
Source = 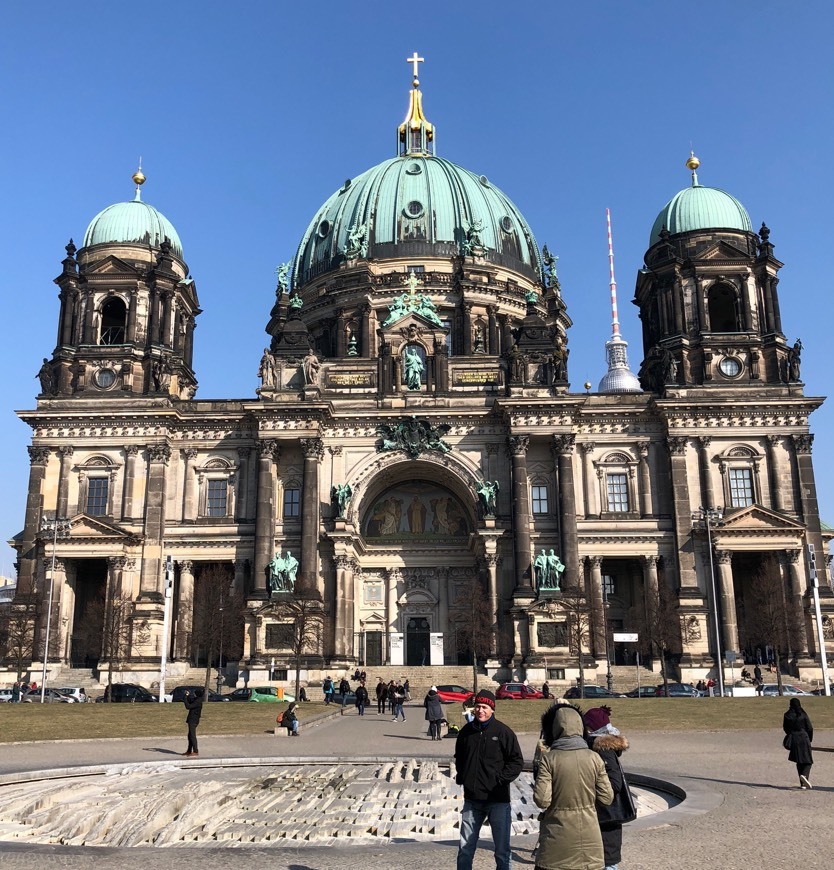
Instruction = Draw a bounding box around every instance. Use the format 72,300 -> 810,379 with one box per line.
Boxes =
293,155 -> 542,288
650,183 -> 752,246
83,198 -> 183,258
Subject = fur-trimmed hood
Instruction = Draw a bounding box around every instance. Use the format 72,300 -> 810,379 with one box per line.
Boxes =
590,733 -> 629,754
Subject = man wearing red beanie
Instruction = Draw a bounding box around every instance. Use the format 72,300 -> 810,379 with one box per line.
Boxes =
454,688 -> 524,870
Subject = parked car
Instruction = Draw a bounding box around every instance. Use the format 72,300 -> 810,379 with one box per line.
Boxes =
169,685 -> 229,703
496,682 -> 545,700
0,689 -> 14,703
98,683 -> 158,703
435,684 -> 473,704
227,686 -> 294,703
22,687 -> 74,703
624,685 -> 659,698
655,682 -> 700,698
760,684 -> 811,697
55,687 -> 89,703
810,684 -> 834,696
563,685 -> 624,700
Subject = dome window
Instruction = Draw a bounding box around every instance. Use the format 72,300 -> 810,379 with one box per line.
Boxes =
406,161 -> 423,175
500,215 -> 513,233
479,175 -> 490,187
707,283 -> 740,332
404,200 -> 425,219
317,220 -> 331,239
99,296 -> 127,345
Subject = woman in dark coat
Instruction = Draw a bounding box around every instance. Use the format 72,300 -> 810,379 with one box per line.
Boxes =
783,697 -> 814,788
183,687 -> 204,756
283,701 -> 300,736
423,686 -> 444,740
584,706 -> 630,870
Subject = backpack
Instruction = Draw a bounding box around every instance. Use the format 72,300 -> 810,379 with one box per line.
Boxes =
323,678 -> 333,693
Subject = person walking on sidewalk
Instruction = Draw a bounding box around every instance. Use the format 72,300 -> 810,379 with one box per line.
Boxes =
376,677 -> 387,715
355,680 -> 369,716
322,676 -> 334,705
391,680 -> 406,722
338,676 -> 350,714
783,697 -> 814,789
454,689 -> 524,870
424,685 -> 444,740
183,687 -> 204,757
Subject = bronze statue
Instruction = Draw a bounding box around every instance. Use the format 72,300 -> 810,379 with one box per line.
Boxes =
475,479 -> 499,516
331,483 -> 352,517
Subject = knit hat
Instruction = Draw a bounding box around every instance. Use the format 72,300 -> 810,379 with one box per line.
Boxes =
430,685 -> 438,691
583,706 -> 612,733
473,689 -> 496,709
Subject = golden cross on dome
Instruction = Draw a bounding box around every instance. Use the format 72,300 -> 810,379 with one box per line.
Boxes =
407,52 -> 424,81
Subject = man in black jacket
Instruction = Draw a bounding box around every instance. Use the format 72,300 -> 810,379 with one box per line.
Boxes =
454,689 -> 523,870
183,687 -> 204,757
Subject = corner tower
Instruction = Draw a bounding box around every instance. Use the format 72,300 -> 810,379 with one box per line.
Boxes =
634,154 -> 789,391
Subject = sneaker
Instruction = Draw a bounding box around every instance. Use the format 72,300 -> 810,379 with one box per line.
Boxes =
800,775 -> 812,789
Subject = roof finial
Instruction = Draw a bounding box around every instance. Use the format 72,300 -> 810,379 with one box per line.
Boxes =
407,51 -> 424,86
132,158 -> 146,201
686,150 -> 700,186
398,53 -> 434,157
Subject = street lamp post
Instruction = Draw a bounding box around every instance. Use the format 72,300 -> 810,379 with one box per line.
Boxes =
603,586 -> 613,692
693,507 -> 725,697
39,515 -> 71,704
216,603 -> 224,696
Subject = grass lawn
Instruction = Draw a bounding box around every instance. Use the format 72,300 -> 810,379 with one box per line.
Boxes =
1,697 -> 832,743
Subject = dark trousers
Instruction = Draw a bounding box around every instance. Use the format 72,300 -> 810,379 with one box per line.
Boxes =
377,696 -> 386,714
187,721 -> 199,754
796,762 -> 812,779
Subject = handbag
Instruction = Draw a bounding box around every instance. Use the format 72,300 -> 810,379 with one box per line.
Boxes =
615,770 -> 638,824
782,733 -> 791,750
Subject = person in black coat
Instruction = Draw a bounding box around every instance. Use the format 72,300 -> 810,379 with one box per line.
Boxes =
183,687 -> 204,756
423,686 -> 445,740
283,701 -> 300,736
355,681 -> 369,716
783,697 -> 814,788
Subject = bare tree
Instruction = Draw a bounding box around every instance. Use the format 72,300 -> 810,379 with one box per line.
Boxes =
0,593 -> 42,680
80,593 -> 133,699
560,590 -> 593,693
452,575 -> 496,694
637,581 -> 682,695
742,555 -> 804,695
271,595 -> 326,701
192,565 -> 245,694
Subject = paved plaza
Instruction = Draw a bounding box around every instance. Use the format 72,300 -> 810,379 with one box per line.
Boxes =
0,703 -> 830,868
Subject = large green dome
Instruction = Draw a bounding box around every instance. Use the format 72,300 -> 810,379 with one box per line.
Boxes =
293,154 -> 542,288
650,183 -> 752,246
83,198 -> 183,258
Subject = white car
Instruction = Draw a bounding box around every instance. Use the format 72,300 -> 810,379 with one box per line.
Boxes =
761,684 -> 811,696
56,687 -> 89,703
0,689 -> 14,703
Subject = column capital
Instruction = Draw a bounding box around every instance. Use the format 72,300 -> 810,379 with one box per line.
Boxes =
580,441 -> 596,455
257,439 -> 280,460
28,446 -> 51,465
666,436 -> 688,456
766,434 -> 781,447
335,554 -> 353,570
552,433 -> 575,455
785,548 -> 801,564
179,559 -> 194,573
108,555 -> 128,569
147,444 -> 171,465
183,448 -> 198,460
328,445 -> 344,456
485,443 -> 500,456
792,434 -> 814,455
642,554 -> 660,568
715,549 -> 733,565
697,436 -> 712,449
301,437 -> 325,461
237,446 -> 251,460
58,445 -> 74,458
507,435 -> 530,457
637,440 -> 650,456
589,555 -> 604,569
124,444 -> 140,457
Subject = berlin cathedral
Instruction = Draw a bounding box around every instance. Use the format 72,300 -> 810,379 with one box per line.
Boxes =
12,58 -> 833,690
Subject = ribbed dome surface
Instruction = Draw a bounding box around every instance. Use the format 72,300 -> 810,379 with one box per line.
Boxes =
650,184 -> 752,246
83,199 -> 183,258
293,155 -> 542,288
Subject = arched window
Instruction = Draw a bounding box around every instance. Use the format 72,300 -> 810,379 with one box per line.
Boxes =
99,296 -> 127,345
707,283 -> 740,332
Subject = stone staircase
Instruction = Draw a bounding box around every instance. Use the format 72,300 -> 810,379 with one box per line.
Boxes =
334,665 -> 484,696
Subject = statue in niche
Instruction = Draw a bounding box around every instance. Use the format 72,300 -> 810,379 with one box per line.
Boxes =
473,326 -> 486,354
660,348 -> 678,385
331,483 -> 352,517
535,548 -> 564,592
269,550 -> 299,593
787,338 -> 803,382
550,346 -> 568,383
258,348 -> 276,388
342,223 -> 368,259
347,333 -> 358,356
275,262 -> 290,295
302,350 -> 320,385
36,358 -> 55,395
508,344 -> 525,384
475,479 -> 499,516
403,346 -> 424,390
152,359 -> 171,392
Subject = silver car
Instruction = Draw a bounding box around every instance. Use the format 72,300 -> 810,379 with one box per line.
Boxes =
761,684 -> 811,696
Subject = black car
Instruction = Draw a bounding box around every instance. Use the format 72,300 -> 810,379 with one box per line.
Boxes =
169,685 -> 229,703
563,685 -> 623,700
655,682 -> 700,698
98,683 -> 158,703
624,686 -> 659,698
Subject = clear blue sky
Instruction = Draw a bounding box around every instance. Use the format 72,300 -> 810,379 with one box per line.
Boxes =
1,2 -> 832,577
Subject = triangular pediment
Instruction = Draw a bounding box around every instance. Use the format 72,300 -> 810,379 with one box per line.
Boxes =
83,255 -> 141,277
696,240 -> 750,262
67,513 -> 142,541
718,504 -> 806,533
381,310 -> 447,334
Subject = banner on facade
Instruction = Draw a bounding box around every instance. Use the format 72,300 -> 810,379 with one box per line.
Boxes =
430,632 -> 443,666
612,632 -> 638,642
390,632 -> 404,666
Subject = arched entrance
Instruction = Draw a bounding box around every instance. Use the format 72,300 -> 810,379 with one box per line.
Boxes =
406,616 -> 431,665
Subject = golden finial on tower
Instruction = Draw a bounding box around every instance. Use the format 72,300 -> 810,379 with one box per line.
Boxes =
132,159 -> 146,200
686,150 -> 700,186
399,53 -> 434,156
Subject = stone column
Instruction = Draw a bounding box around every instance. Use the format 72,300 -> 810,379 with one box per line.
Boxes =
666,437 -> 696,590
508,435 -> 533,593
588,556 -> 607,659
487,306 -> 498,354
697,436 -> 715,510
236,447 -> 251,522
126,293 -> 139,343
462,302 -> 473,355
766,435 -> 784,511
642,555 -> 660,608
253,440 -> 279,595
182,448 -> 198,522
580,442 -> 596,518
785,550 -> 810,656
499,315 -> 513,355
122,445 -> 140,520
361,303 -> 372,357
553,435 -> 579,586
715,549 -> 740,655
56,446 -> 74,519
333,555 -> 355,657
300,437 -> 324,598
434,343 -> 449,392
637,441 -> 653,517
437,567 -> 450,652
336,309 -> 347,357
147,288 -> 159,347
83,294 -> 96,344
791,435 -> 830,587
485,555 -> 499,654
386,568 -> 400,638
138,444 -> 171,600
161,290 -> 174,348
233,558 -> 248,597
175,560 -> 195,660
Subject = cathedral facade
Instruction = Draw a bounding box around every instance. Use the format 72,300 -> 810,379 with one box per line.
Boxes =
12,66 -> 833,688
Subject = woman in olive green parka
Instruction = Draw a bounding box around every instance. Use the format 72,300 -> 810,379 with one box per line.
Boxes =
533,704 -> 613,870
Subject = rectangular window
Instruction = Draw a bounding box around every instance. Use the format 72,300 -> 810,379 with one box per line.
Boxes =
606,473 -> 629,512
86,478 -> 109,516
602,574 -> 616,597
729,468 -> 754,507
548,667 -> 566,680
283,488 -> 300,518
206,479 -> 227,517
531,485 -> 549,515
407,265 -> 425,273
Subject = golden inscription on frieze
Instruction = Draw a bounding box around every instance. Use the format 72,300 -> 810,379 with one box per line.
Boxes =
453,371 -> 500,385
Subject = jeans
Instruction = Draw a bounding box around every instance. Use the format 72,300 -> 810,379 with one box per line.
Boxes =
457,799 -> 512,870
357,702 -> 366,716
392,702 -> 405,720
341,693 -> 348,708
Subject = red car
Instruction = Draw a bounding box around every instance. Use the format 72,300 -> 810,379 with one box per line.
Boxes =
434,684 -> 473,704
496,682 -> 545,700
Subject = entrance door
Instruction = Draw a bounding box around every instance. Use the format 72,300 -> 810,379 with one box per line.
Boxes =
406,617 -> 431,666
365,631 -> 383,666
70,559 -> 107,668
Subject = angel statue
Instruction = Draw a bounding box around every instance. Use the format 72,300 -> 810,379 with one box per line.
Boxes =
475,479 -> 499,516
275,262 -> 290,295
331,482 -> 353,517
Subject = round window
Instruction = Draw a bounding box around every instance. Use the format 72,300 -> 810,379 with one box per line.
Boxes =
404,200 -> 424,218
406,161 -> 423,175
94,368 -> 117,389
718,357 -> 742,378
479,175 -> 490,187
317,220 -> 331,239
500,215 -> 513,233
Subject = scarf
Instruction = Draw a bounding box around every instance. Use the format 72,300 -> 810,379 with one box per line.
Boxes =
550,735 -> 588,751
